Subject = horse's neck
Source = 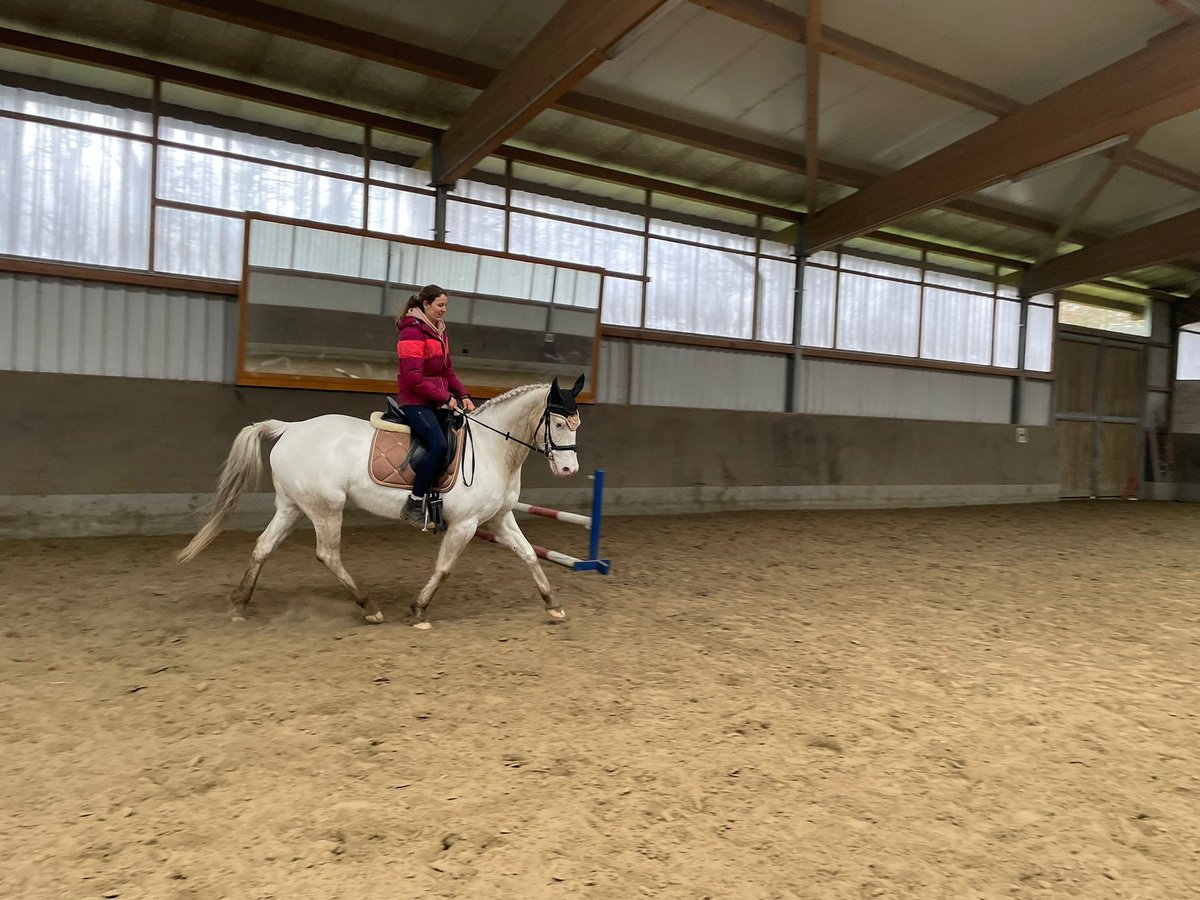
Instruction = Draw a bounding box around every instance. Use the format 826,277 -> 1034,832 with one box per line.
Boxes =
474,387 -> 545,477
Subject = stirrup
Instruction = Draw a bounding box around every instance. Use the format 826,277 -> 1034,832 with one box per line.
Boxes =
426,492 -> 449,533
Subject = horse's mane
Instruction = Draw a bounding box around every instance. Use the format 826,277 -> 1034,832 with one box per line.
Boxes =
474,382 -> 549,412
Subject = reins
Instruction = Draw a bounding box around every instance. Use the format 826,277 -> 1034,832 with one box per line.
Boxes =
457,403 -> 578,488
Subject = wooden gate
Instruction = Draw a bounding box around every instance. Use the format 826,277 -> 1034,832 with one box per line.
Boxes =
1055,334 -> 1144,498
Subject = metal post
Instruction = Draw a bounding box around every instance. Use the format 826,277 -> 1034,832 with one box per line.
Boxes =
1013,275 -> 1032,425
786,229 -> 807,413
431,135 -> 449,243
588,468 -> 605,564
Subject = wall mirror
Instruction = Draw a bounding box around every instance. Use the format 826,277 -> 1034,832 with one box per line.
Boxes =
238,216 -> 602,401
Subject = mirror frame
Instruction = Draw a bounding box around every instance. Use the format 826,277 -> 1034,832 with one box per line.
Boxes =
235,213 -> 603,403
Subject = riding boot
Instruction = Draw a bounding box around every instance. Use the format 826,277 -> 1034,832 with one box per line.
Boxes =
403,495 -> 427,530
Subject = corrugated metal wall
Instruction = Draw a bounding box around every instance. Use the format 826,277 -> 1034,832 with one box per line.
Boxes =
598,339 -> 787,412
600,338 -> 1032,422
0,273 -> 231,382
797,357 -> 1013,423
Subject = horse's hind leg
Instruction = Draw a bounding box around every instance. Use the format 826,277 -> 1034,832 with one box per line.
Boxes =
410,521 -> 476,630
230,496 -> 302,621
312,503 -> 383,624
487,511 -> 564,621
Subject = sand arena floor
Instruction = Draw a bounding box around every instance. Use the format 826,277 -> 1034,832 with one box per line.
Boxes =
1,501 -> 1198,899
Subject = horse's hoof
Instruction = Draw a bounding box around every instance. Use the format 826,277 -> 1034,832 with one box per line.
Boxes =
546,607 -> 566,620
364,611 -> 384,624
412,621 -> 433,630
230,613 -> 246,623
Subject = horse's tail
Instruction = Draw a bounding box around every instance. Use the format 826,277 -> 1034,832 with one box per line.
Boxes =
177,420 -> 291,563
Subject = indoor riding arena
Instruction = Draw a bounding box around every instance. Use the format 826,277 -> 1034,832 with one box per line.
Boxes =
2,2 -> 1200,898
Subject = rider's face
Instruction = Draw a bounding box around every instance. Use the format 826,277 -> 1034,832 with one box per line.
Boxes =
425,294 -> 448,323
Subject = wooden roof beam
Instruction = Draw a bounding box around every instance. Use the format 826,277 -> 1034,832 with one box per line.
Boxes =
430,0 -> 674,185
694,0 -> 1200,193
1029,206 -> 1200,293
806,28 -> 1200,251
1151,0 -> 1200,23
691,0 -> 1019,116
1034,131 -> 1146,265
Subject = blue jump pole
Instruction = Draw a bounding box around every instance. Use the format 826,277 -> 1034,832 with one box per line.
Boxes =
573,468 -> 611,574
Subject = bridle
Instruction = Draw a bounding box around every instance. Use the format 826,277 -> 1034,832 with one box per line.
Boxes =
456,397 -> 578,487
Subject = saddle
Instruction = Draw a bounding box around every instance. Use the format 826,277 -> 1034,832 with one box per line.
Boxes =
368,397 -> 466,493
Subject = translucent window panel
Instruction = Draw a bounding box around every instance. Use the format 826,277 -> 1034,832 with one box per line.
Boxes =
645,239 -> 755,339
1059,299 -> 1151,336
158,147 -> 363,227
0,83 -> 152,135
158,117 -> 362,176
369,159 -> 432,188
800,265 -> 836,348
509,212 -> 643,275
154,208 -> 242,280
549,268 -> 602,309
993,298 -> 1021,368
761,238 -> 796,260
246,219 -> 387,279
453,179 -> 506,205
757,256 -> 796,344
1177,329 -> 1200,379
921,288 -> 995,365
836,272 -> 919,356
247,219 -> 298,269
447,199 -> 505,252
924,268 -> 994,294
412,246 -> 481,295
511,190 -> 644,230
840,253 -> 920,282
649,219 -> 756,252
291,229 -> 389,280
367,185 -> 435,240
601,276 -> 643,327
0,118 -> 151,268
1025,304 -> 1054,372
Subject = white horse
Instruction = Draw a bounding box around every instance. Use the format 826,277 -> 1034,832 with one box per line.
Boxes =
178,376 -> 586,628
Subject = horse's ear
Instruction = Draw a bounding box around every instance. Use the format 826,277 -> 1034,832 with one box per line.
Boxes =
571,374 -> 585,397
548,377 -> 564,405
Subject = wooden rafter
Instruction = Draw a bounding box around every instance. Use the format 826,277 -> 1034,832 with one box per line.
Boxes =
806,27 -> 1200,251
1151,0 -> 1200,22
1028,206 -> 1200,294
693,0 -> 1200,193
1034,132 -> 1146,266
431,0 -> 672,185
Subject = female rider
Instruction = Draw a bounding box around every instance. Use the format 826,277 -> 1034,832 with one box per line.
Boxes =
395,284 -> 476,528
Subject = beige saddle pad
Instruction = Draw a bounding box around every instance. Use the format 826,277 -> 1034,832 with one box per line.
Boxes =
368,412 -> 465,492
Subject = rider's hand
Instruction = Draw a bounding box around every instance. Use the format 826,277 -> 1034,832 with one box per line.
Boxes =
462,396 -> 476,413
447,397 -> 459,411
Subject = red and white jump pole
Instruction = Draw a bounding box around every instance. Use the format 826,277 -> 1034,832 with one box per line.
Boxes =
474,469 -> 611,574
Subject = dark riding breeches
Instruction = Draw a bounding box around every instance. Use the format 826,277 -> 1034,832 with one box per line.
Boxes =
401,405 -> 448,498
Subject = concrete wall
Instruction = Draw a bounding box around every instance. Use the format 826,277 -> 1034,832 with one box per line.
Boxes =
0,370 -> 1059,537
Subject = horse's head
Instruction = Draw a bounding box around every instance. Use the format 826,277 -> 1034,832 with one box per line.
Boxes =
543,375 -> 585,478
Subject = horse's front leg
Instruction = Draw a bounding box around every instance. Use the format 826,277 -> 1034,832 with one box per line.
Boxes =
487,511 -> 564,621
410,520 -> 476,629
